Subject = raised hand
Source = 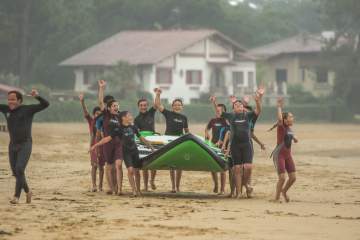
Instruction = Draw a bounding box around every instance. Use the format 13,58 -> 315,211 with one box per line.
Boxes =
209,95 -> 216,103
256,86 -> 265,97
30,89 -> 39,97
154,88 -> 162,94
229,95 -> 237,103
98,79 -> 106,88
277,97 -> 284,108
242,95 -> 250,105
79,93 -> 84,102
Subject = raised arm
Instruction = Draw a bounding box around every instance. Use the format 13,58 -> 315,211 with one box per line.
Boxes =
28,89 -> 49,114
254,86 -> 265,116
277,97 -> 284,125
79,93 -> 90,118
153,88 -> 164,112
209,96 -> 218,112
98,80 -> 106,111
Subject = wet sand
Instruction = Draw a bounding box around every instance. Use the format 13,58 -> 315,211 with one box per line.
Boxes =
0,123 -> 359,240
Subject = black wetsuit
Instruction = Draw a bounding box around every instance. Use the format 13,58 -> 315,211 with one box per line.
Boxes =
134,107 -> 156,132
0,96 -> 49,198
222,111 -> 256,165
161,109 -> 188,136
110,124 -> 142,168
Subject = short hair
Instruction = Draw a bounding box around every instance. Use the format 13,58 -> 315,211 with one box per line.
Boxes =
137,98 -> 148,106
103,95 -> 114,104
172,98 -> 183,106
232,100 -> 244,108
106,99 -> 117,109
92,106 -> 101,115
8,90 -> 23,103
119,111 -> 129,119
217,103 -> 227,112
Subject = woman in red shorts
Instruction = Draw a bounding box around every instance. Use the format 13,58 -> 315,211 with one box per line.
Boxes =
271,97 -> 298,202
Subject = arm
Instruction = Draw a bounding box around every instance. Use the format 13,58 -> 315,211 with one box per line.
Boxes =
277,97 -> 284,125
254,86 -> 265,116
293,135 -> 298,143
209,96 -> 218,113
98,80 -> 106,111
184,116 -> 189,134
79,93 -> 90,118
154,88 -> 164,112
204,127 -> 210,140
221,131 -> 230,152
139,136 -> 155,151
251,132 -> 266,150
90,136 -> 112,151
28,89 -> 50,114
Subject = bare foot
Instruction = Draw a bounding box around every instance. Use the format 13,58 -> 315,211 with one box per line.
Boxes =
26,191 -> 32,204
213,186 -> 219,194
137,191 -> 142,197
10,197 -> 19,204
176,188 -> 180,193
246,186 -> 253,198
106,190 -> 113,195
92,186 -> 97,192
150,181 -> 156,190
170,189 -> 176,193
218,191 -> 225,196
282,191 -> 290,202
99,187 -> 103,192
227,193 -> 234,198
269,198 -> 282,203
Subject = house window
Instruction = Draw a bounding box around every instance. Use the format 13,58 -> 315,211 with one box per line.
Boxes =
156,68 -> 172,84
248,71 -> 255,90
232,71 -> 244,87
316,68 -> 328,83
186,70 -> 202,85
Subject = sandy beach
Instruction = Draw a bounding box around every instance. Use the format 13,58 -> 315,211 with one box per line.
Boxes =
0,123 -> 359,240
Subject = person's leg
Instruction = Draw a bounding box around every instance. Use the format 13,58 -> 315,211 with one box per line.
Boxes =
150,170 -> 157,190
105,163 -> 115,194
233,164 -> 243,199
13,142 -> 32,204
127,167 -> 137,196
143,170 -> 149,191
219,171 -> 226,195
98,165 -> 104,191
227,168 -> 235,198
90,149 -> 98,192
176,170 -> 182,192
112,165 -> 118,194
8,145 -> 18,204
275,173 -> 286,201
135,169 -> 141,195
243,164 -> 253,198
211,172 -> 219,193
115,159 -> 123,195
170,169 -> 176,193
282,156 -> 296,202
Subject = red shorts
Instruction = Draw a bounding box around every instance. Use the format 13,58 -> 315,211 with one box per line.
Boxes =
103,137 -> 123,164
276,150 -> 296,174
90,142 -> 105,167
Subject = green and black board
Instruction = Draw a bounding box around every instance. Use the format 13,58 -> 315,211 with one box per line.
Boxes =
141,133 -> 228,172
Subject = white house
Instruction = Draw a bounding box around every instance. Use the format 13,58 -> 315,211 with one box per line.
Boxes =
60,29 -> 256,104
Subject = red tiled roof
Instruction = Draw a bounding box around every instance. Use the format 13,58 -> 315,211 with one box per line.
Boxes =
60,29 -> 249,66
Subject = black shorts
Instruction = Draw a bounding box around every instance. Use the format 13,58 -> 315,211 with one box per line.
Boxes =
123,150 -> 142,169
230,142 -> 253,165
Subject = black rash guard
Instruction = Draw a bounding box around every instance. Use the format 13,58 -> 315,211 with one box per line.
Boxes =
134,107 -> 156,132
161,109 -> 188,136
0,96 -> 49,144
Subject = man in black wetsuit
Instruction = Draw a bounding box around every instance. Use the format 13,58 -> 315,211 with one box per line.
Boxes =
134,97 -> 158,191
0,89 -> 49,204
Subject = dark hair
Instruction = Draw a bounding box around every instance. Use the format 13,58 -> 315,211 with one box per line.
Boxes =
268,112 -> 290,131
103,95 -> 114,104
217,103 -> 227,112
8,90 -> 23,103
137,98 -> 148,106
92,106 -> 101,115
106,99 -> 117,109
119,111 -> 129,123
232,100 -> 243,108
172,98 -> 183,106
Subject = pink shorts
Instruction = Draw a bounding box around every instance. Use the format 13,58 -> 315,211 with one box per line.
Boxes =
276,151 -> 296,174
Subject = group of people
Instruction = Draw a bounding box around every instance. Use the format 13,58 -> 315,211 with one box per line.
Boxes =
81,80 -> 298,202
0,79 -> 298,204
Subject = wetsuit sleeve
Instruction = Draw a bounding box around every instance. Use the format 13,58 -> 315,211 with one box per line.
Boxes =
221,112 -> 232,121
206,119 -> 213,130
0,104 -> 9,113
219,127 -> 225,141
183,116 -> 188,129
149,107 -> 156,116
134,116 -> 140,129
133,126 -> 141,138
161,108 -> 169,118
28,96 -> 50,114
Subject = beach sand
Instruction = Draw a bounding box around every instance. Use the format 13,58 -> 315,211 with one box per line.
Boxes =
0,123 -> 359,240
